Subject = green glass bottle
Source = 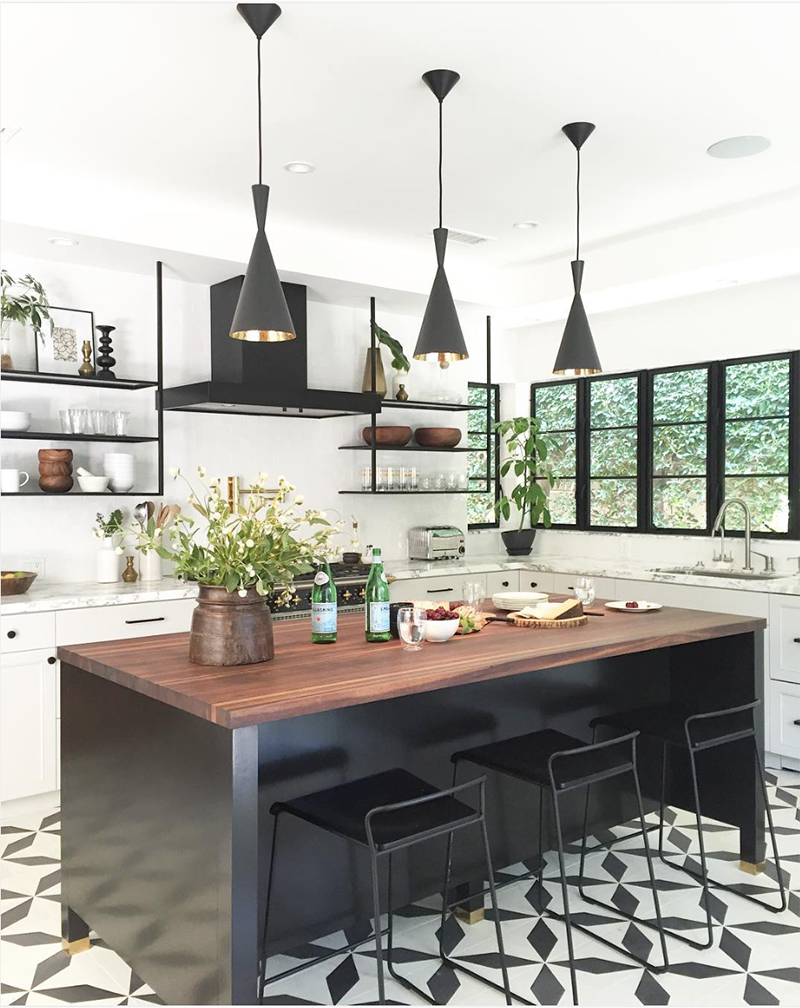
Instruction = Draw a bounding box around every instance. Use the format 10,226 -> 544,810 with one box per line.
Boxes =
311,561 -> 337,644
365,547 -> 390,642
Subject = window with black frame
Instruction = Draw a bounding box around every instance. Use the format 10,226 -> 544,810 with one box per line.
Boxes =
531,381 -> 578,525
589,374 -> 639,527
467,382 -> 500,529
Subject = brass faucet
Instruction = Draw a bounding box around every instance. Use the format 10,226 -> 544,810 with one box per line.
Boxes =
225,476 -> 278,510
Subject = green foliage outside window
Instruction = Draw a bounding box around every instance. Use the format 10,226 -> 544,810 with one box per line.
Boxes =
467,384 -> 499,527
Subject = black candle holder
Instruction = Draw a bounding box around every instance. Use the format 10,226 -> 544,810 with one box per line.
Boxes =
95,325 -> 117,379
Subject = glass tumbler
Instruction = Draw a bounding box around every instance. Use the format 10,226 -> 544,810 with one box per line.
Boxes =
59,409 -> 75,433
462,581 -> 486,608
112,410 -> 130,436
574,576 -> 596,607
397,607 -> 427,651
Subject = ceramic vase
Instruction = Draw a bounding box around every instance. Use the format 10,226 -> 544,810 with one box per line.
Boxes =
96,537 -> 120,583
361,348 -> 386,397
189,585 -> 274,666
139,550 -> 163,583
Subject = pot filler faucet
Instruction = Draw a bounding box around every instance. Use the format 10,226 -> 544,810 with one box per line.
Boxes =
711,497 -> 754,571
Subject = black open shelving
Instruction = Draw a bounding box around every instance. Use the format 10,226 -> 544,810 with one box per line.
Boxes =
2,431 -> 158,444
339,444 -> 473,453
379,399 -> 472,412
339,490 -> 472,495
1,369 -> 157,390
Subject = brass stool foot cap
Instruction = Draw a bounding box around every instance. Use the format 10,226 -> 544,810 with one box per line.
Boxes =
62,936 -> 91,955
454,906 -> 485,925
739,859 -> 766,875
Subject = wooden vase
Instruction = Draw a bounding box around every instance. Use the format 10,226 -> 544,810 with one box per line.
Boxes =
38,448 -> 74,493
188,584 -> 274,666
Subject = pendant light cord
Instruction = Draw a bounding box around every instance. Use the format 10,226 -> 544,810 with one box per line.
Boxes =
438,100 -> 444,229
575,147 -> 581,261
257,36 -> 263,185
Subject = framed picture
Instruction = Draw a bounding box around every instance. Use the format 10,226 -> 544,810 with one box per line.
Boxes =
36,307 -> 95,376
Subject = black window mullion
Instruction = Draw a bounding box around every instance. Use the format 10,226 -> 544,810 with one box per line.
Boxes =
789,350 -> 800,539
639,371 -> 651,532
576,379 -> 590,528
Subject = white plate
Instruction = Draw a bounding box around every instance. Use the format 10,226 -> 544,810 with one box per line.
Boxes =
492,591 -> 549,612
605,600 -> 663,613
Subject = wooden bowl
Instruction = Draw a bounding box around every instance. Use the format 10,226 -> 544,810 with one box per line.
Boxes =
414,427 -> 462,448
361,425 -> 413,446
1,571 -> 38,596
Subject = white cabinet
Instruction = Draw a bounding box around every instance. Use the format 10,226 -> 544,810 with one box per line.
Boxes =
486,571 -> 519,595
769,681 -> 800,759
389,573 -> 486,604
0,647 -> 58,802
613,579 -> 770,619
1,611 -> 56,655
769,596 -> 800,684
552,572 -> 615,600
56,598 -> 196,646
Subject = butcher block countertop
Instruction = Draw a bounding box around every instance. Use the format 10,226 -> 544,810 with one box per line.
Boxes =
58,606 -> 765,729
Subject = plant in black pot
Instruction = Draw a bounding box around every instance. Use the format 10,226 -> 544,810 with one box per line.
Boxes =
494,416 -> 553,556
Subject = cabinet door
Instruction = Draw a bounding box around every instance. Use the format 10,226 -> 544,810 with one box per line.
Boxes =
389,574 -> 486,604
768,680 -> 800,759
1,647 -> 58,802
486,571 -> 520,596
552,573 -> 616,600
57,598 -> 196,646
517,571 -> 556,594
769,597 -> 800,684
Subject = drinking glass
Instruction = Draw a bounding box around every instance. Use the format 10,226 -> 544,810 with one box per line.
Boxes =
446,472 -> 459,491
397,607 -> 427,651
59,409 -> 75,433
361,467 -> 372,491
404,466 -> 418,491
462,581 -> 486,608
385,466 -> 396,492
112,410 -> 130,436
574,576 -> 596,607
74,408 -> 90,434
420,475 -> 433,491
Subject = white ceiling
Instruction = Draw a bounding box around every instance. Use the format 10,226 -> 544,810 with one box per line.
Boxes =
2,2 -> 800,304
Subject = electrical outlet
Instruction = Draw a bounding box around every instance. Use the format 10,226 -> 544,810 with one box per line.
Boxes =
17,557 -> 45,577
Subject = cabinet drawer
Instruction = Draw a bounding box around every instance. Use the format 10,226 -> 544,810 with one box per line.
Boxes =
517,571 -> 556,595
769,680 -> 800,759
57,598 -> 196,646
486,571 -> 519,596
1,611 -> 56,654
769,596 -> 800,684
389,574 -> 485,604
552,573 -> 615,600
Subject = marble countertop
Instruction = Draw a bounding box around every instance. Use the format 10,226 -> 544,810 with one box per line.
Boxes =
3,553 -> 799,615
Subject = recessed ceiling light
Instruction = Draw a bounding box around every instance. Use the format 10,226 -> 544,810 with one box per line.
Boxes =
283,161 -> 315,174
707,136 -> 771,159
514,220 -> 540,230
48,237 -> 78,247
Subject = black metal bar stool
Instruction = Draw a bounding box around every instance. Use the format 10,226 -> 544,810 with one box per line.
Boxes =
451,729 -> 669,1006
259,767 -> 512,1005
590,699 -> 787,950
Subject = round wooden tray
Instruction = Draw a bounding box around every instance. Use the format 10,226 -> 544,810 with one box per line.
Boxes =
507,613 -> 588,629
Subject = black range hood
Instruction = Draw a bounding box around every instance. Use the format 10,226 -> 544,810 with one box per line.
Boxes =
161,277 -> 383,419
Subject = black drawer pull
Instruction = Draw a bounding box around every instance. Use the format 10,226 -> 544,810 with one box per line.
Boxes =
794,638 -> 800,643
529,582 -> 538,588
567,586 -> 574,591
7,630 -> 16,639
125,617 -> 166,625
47,656 -> 57,665
427,588 -> 453,594
794,720 -> 800,726
501,581 -> 509,588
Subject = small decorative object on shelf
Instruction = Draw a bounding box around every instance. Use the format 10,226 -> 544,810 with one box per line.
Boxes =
93,509 -> 125,583
1,271 -> 51,372
135,467 -> 341,666
495,416 -> 554,556
38,448 -> 74,493
37,307 -> 94,377
78,339 -> 95,378
396,383 -> 409,402
361,346 -> 387,397
95,324 -> 117,379
122,556 -> 139,583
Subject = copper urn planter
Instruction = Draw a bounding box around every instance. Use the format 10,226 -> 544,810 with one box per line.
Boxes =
189,584 -> 274,666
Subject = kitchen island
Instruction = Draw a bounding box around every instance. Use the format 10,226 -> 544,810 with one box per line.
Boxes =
59,605 -> 765,1005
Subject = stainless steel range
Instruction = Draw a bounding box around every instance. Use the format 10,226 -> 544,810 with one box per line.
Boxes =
266,562 -> 370,621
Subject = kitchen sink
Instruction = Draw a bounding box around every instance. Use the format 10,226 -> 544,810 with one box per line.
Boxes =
649,565 -> 786,581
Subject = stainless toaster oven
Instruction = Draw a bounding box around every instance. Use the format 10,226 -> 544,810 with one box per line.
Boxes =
408,526 -> 466,561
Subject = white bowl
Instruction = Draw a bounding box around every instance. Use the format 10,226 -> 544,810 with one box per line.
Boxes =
1,410 -> 31,431
78,475 -> 110,493
108,477 -> 135,492
424,619 -> 459,642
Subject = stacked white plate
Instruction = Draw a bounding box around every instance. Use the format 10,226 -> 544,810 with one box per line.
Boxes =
103,452 -> 136,492
492,590 -> 550,612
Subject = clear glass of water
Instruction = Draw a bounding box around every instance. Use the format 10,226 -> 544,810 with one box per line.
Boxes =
574,576 -> 596,607
397,607 -> 427,651
462,581 -> 486,608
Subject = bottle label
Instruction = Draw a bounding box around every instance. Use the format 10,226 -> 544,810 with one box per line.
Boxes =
368,601 -> 390,632
312,602 -> 337,634
314,571 -> 330,586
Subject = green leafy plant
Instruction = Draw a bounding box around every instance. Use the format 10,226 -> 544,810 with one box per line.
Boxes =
1,271 -> 51,338
135,468 -> 342,600
373,323 -> 409,372
494,417 -> 554,530
93,509 -> 125,539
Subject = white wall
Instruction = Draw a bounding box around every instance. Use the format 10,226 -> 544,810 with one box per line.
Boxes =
1,254 -> 517,581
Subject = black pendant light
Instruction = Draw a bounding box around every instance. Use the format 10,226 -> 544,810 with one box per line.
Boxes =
413,69 -> 469,367
230,4 -> 296,343
553,121 -> 602,376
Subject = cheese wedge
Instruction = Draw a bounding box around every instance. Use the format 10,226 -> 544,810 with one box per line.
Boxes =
517,599 -> 583,621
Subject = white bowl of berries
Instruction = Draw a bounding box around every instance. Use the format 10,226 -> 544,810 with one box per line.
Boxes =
423,606 -> 460,641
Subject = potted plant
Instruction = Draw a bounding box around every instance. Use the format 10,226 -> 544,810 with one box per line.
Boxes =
137,468 -> 341,666
93,509 -> 125,583
494,417 -> 554,556
1,270 -> 51,371
361,323 -> 410,400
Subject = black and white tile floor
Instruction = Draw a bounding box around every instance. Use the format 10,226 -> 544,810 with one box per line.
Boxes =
2,771 -> 799,1007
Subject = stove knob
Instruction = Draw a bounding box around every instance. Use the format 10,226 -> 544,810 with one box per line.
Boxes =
292,595 -> 301,605
358,587 -> 366,599
343,589 -> 353,601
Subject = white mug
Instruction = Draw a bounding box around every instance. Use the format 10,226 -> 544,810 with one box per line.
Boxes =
1,469 -> 29,493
